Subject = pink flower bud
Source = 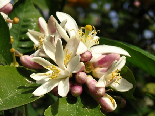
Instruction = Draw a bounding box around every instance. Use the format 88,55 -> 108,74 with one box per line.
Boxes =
0,3 -> 13,14
71,83 -> 83,97
86,76 -> 105,97
75,72 -> 87,84
80,50 -> 92,62
92,67 -> 108,78
20,55 -> 43,70
93,53 -> 120,68
99,94 -> 117,113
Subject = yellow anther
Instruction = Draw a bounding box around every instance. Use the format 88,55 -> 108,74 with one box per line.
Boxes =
64,49 -> 72,66
85,25 -> 92,31
13,17 -> 19,24
84,62 -> 94,73
10,48 -> 15,53
45,65 -> 60,79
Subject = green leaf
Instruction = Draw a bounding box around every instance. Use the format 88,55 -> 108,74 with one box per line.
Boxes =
32,0 -> 49,10
99,37 -> 155,77
9,0 -> 41,54
0,14 -> 12,65
0,66 -> 41,111
120,66 -> 136,99
44,93 -> 105,116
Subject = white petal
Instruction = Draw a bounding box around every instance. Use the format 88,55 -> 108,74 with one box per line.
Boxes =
38,17 -> 49,35
0,0 -> 11,8
76,41 -> 88,55
56,22 -> 69,41
31,57 -> 52,68
55,39 -> 65,69
110,78 -> 133,92
66,55 -> 80,74
33,79 -> 59,96
90,45 -> 130,57
56,12 -> 78,37
58,77 -> 69,97
72,62 -> 84,73
95,76 -> 106,87
30,71 -> 52,81
65,36 -> 79,58
113,56 -> 126,71
101,93 -> 117,111
0,12 -> 8,20
43,37 -> 56,61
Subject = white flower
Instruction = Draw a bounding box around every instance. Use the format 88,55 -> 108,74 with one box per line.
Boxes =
27,16 -> 66,57
56,12 -> 100,54
96,56 -> 133,92
31,39 -> 83,97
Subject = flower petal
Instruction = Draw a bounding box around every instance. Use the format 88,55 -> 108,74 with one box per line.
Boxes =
66,55 -> 80,74
58,77 -> 69,97
31,57 -> 52,68
55,39 -> 65,69
56,22 -> 69,41
38,17 -> 49,35
110,78 -> 133,92
56,12 -> 78,37
65,36 -> 79,58
43,37 -> 56,61
48,15 -> 57,34
113,56 -> 126,71
90,45 -> 130,57
72,62 -> 85,73
95,76 -> 106,87
76,41 -> 88,55
33,79 -> 59,96
0,0 -> 11,9
30,71 -> 52,81
99,93 -> 117,113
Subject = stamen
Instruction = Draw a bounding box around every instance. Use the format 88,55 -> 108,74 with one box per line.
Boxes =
10,36 -> 14,44
6,17 -> 19,24
45,65 -> 60,79
64,49 -> 72,66
84,61 -> 94,73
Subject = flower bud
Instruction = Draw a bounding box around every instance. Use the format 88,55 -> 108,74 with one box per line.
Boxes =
75,72 -> 87,84
20,55 -> 43,69
80,50 -> 92,62
71,83 -> 83,97
0,3 -> 13,14
99,93 -> 117,113
92,67 -> 108,78
93,53 -> 120,68
86,76 -> 105,97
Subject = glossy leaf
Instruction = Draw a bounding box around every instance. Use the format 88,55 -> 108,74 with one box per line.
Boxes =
44,93 -> 105,116
9,0 -> 41,54
120,66 -> 136,99
0,66 -> 40,111
100,37 -> 155,77
0,14 -> 12,65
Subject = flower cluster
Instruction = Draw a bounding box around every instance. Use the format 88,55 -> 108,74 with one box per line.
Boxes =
20,12 -> 133,113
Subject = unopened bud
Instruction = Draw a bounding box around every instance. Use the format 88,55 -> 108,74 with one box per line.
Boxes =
134,1 -> 140,7
20,55 -> 43,69
99,93 -> 117,113
0,3 -> 13,14
71,83 -> 83,97
96,87 -> 105,97
75,72 -> 87,84
80,50 -> 92,62
92,67 -> 108,78
93,53 -> 120,68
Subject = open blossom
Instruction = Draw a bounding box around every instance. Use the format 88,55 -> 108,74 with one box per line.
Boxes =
96,56 -> 133,92
30,39 -> 84,97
